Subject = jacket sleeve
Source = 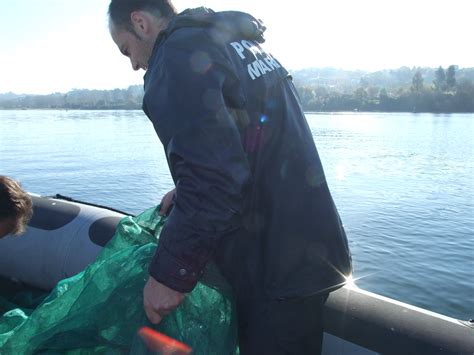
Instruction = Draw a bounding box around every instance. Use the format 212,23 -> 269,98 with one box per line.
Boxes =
143,40 -> 250,293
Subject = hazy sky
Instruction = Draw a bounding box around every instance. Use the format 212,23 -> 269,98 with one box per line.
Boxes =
1,0 -> 473,94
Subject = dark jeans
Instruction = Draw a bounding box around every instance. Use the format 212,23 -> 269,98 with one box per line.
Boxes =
237,293 -> 328,355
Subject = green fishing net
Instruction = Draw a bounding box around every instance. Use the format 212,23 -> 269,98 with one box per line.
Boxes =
0,206 -> 238,354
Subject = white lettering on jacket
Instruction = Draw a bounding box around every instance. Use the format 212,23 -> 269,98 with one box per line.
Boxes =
229,40 -> 281,81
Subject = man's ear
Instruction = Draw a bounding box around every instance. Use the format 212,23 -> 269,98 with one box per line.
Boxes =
130,11 -> 149,36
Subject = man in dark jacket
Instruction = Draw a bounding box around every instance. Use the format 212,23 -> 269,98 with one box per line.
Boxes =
108,1 -> 352,353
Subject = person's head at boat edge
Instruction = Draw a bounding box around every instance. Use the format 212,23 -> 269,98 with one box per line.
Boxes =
0,176 -> 33,239
108,0 -> 177,71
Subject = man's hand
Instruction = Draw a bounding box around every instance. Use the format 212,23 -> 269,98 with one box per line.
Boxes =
143,276 -> 185,324
159,188 -> 176,216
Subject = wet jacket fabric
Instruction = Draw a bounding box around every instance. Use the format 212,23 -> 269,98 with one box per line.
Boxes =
143,8 -> 352,300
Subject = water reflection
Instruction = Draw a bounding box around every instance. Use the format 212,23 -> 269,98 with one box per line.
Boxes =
0,110 -> 473,320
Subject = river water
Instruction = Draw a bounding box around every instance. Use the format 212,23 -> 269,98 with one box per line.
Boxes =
1,110 -> 473,320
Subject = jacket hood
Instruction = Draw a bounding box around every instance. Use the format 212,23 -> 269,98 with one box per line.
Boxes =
154,7 -> 267,49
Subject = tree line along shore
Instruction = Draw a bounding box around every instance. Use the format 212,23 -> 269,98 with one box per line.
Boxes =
1,66 -> 473,113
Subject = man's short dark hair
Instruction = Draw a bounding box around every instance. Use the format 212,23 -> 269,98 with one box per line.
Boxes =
0,176 -> 33,235
108,0 -> 177,32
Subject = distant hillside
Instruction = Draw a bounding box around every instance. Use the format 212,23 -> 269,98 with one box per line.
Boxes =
0,92 -> 24,102
0,86 -> 144,110
290,67 -> 367,93
291,66 -> 474,94
291,66 -> 474,113
1,67 -> 473,112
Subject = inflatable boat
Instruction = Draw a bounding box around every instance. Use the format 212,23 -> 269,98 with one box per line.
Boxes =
0,194 -> 473,354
